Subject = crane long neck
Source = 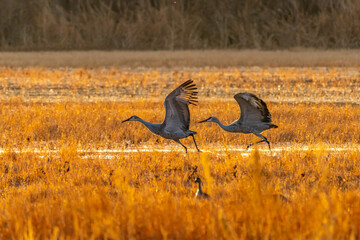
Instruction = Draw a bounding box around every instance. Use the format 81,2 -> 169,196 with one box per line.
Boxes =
197,181 -> 202,193
137,118 -> 161,135
212,117 -> 232,131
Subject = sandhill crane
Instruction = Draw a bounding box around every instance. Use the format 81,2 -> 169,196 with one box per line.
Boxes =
199,93 -> 278,150
194,177 -> 210,199
122,80 -> 200,153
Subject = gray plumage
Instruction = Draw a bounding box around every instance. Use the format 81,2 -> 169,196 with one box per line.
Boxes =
194,177 -> 210,199
199,93 -> 278,150
122,80 -> 200,152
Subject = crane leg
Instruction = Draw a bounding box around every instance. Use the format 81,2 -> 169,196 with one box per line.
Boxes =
175,139 -> 187,153
190,134 -> 201,152
247,134 -> 271,150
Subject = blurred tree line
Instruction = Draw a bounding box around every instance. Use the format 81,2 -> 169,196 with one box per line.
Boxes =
0,0 -> 359,50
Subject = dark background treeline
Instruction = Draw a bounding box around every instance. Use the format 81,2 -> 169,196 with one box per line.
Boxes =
1,0 -> 359,50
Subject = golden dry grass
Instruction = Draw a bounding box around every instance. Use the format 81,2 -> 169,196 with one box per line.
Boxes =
0,66 -> 360,239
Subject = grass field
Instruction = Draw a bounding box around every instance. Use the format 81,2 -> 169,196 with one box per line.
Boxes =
0,52 -> 360,239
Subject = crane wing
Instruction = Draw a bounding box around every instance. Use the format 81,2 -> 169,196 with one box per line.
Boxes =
234,93 -> 272,124
163,80 -> 198,131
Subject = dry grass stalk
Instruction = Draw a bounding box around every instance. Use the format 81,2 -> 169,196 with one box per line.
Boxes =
0,66 -> 359,238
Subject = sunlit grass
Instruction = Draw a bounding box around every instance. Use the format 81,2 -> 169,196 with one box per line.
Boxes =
1,148 -> 360,239
0,67 -> 359,239
0,66 -> 359,103
0,101 -> 358,148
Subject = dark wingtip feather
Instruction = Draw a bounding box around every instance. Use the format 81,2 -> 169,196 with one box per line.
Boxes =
176,79 -> 199,106
235,92 -> 273,122
180,79 -> 194,88
183,79 -> 197,90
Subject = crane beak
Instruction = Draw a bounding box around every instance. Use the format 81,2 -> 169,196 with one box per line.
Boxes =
122,117 -> 131,123
198,118 -> 210,123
